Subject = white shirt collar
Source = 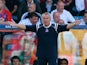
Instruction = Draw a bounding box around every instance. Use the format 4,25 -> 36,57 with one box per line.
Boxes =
43,22 -> 51,28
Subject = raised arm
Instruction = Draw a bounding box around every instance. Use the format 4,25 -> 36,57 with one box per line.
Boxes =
57,20 -> 81,33
57,25 -> 69,33
67,20 -> 81,29
9,21 -> 36,32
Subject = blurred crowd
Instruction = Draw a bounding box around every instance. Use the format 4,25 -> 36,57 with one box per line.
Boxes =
0,0 -> 87,24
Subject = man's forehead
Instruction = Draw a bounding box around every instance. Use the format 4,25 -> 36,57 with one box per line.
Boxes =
31,16 -> 39,19
54,12 -> 60,16
13,59 -> 19,61
43,14 -> 50,17
43,15 -> 50,19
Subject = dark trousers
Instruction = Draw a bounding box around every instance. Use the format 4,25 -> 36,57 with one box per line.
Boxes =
37,57 -> 58,65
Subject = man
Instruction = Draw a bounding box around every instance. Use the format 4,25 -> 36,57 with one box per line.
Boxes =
17,0 -> 42,21
53,12 -> 64,24
11,56 -> 21,65
21,3 -> 36,20
19,12 -> 40,25
5,0 -> 19,14
40,0 -> 56,13
9,12 -> 80,65
21,3 -> 42,22
80,11 -> 87,25
51,1 -> 75,24
60,58 -> 68,65
5,0 -> 19,23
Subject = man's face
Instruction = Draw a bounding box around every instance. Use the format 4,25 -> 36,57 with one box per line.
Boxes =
30,16 -> 39,24
84,13 -> 87,23
53,12 -> 60,23
13,59 -> 20,65
56,2 -> 65,12
28,4 -> 36,12
61,60 -> 68,65
0,0 -> 4,10
42,14 -> 51,26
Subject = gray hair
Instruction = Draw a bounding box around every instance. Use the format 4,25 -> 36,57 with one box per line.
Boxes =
42,12 -> 51,18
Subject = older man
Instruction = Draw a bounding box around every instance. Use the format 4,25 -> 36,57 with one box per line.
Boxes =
53,12 -> 64,24
9,12 -> 80,65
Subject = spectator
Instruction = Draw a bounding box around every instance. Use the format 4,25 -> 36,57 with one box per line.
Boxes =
21,3 -> 36,20
10,56 -> 22,65
40,0 -> 56,13
26,0 -> 42,13
53,12 -> 64,24
51,1 -> 75,24
61,0 -> 75,16
80,11 -> 87,25
63,0 -> 85,16
60,58 -> 68,65
21,3 -> 42,22
19,12 -> 40,25
5,0 -> 19,23
17,0 -> 42,22
5,0 -> 19,14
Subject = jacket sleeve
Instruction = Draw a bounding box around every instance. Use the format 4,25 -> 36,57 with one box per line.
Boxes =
25,25 -> 36,32
57,25 -> 69,33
